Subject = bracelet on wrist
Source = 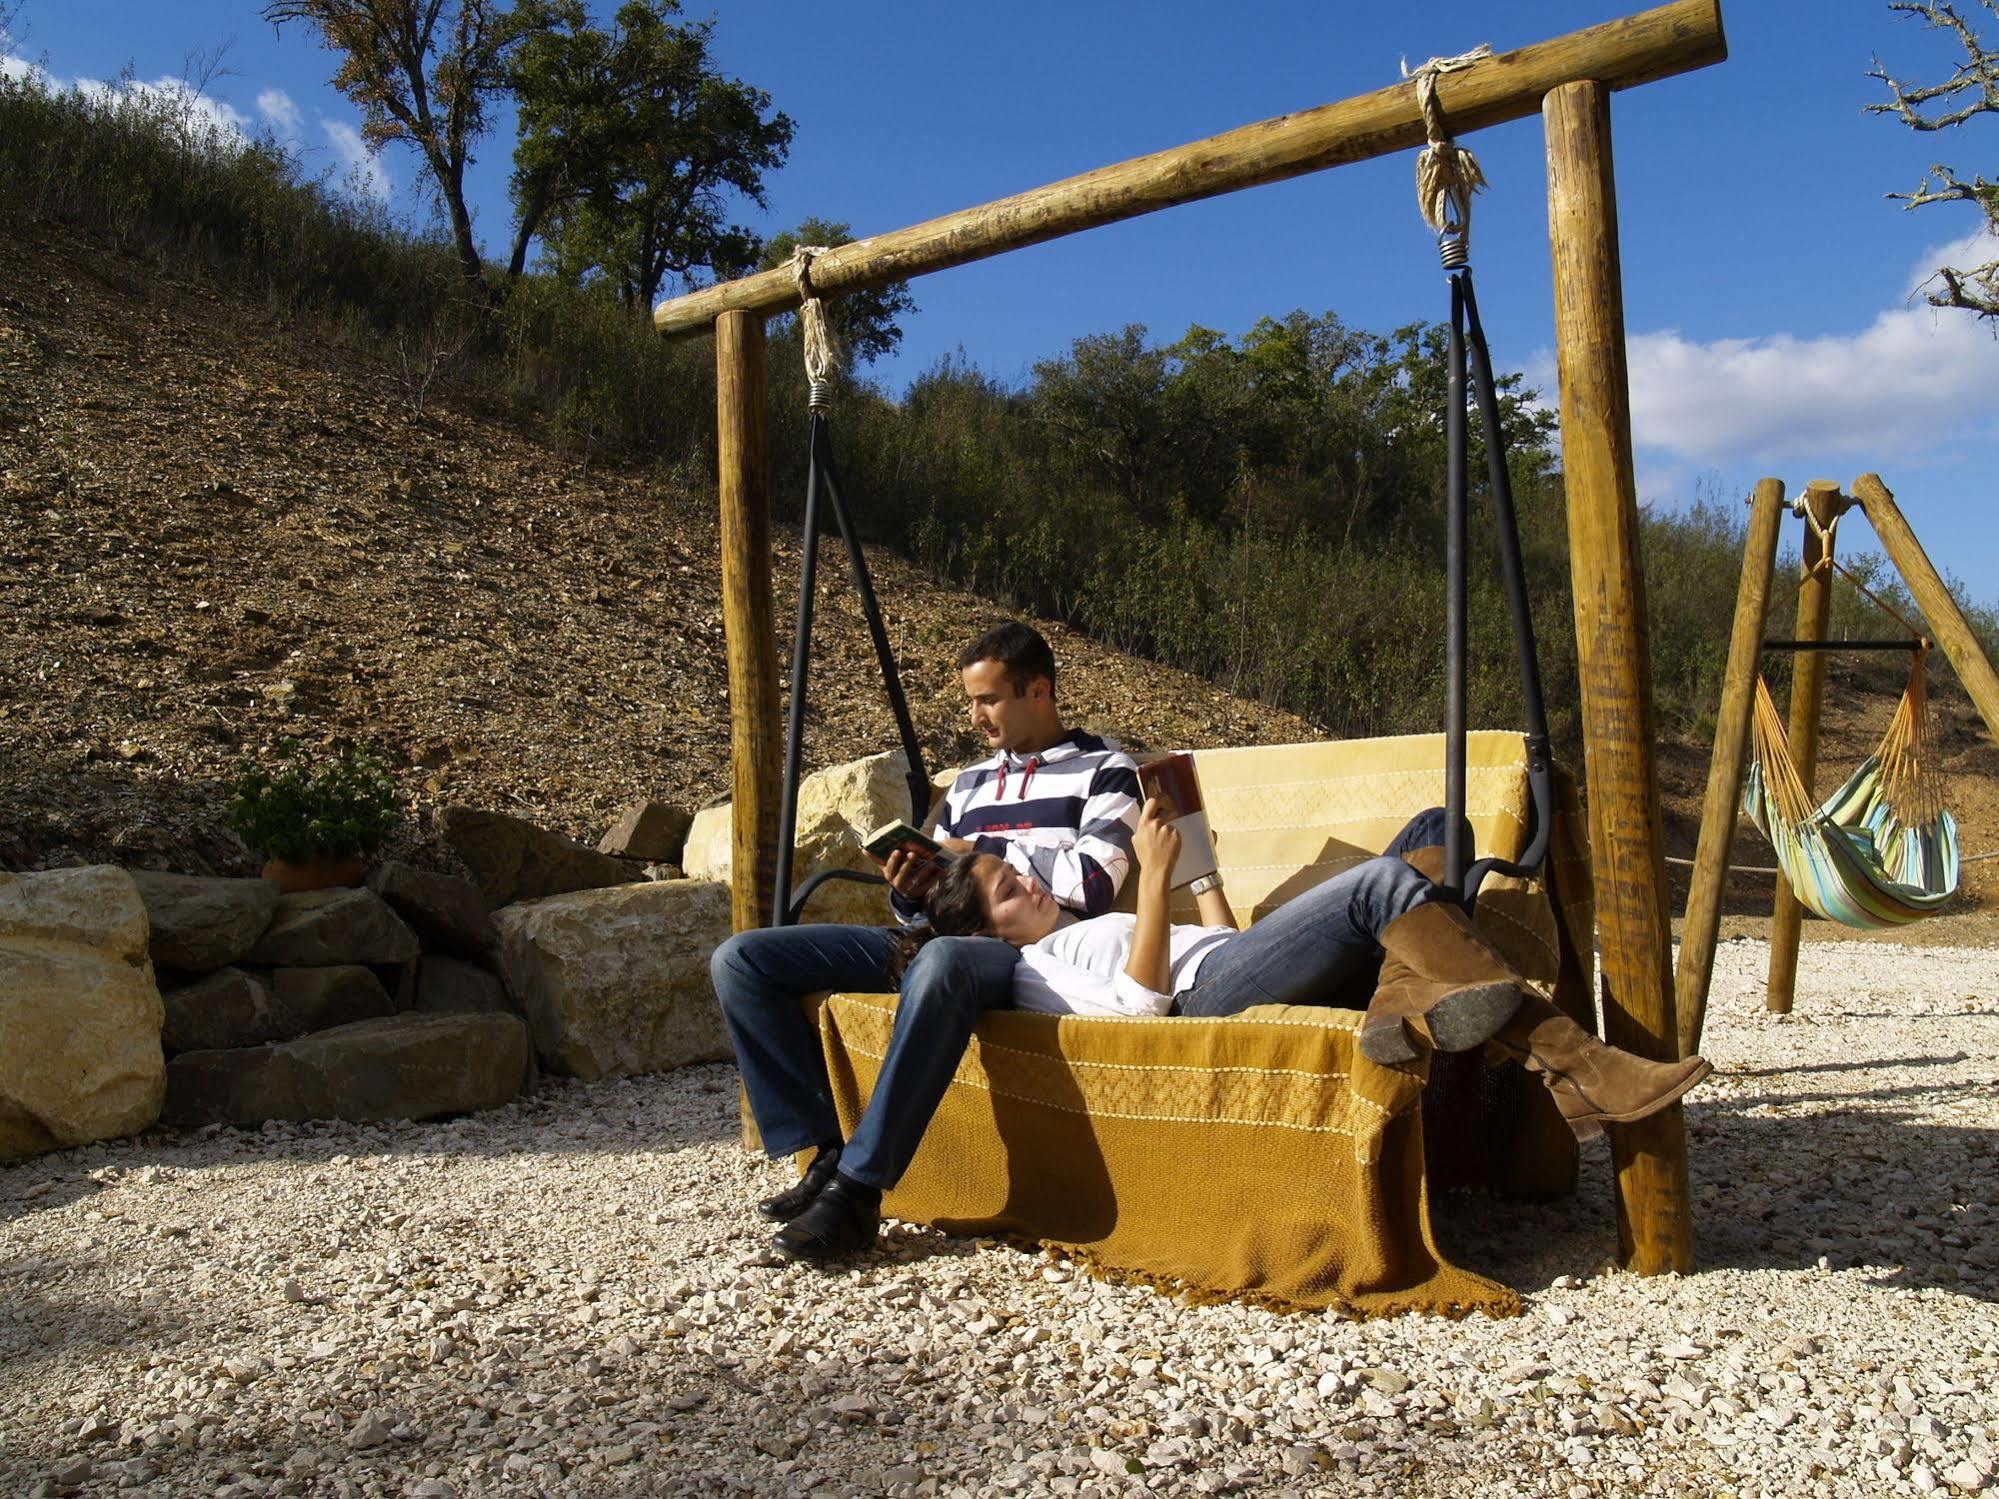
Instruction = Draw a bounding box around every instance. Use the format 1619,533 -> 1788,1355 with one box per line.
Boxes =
1188,873 -> 1224,896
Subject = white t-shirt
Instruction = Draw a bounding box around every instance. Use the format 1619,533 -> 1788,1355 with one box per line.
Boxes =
1014,913 -> 1237,1018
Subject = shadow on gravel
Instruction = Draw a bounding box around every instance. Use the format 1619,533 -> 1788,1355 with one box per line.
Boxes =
1688,1100 -> 1999,1304
1,1272 -> 196,1381
1,1064 -> 747,1229
1427,1094 -> 1999,1306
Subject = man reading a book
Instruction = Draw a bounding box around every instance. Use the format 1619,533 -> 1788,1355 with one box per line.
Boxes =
709,622 -> 1143,1263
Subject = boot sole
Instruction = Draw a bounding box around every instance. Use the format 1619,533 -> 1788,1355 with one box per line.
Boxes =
1359,982 -> 1526,1065
1562,1057 -> 1714,1127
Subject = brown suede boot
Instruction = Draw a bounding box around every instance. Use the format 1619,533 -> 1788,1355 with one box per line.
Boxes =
1360,900 -> 1532,1065
1488,994 -> 1712,1137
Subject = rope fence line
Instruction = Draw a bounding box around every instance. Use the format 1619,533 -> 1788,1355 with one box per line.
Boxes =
1662,849 -> 1999,875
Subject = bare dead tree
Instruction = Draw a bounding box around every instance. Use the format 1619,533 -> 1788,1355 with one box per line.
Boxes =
1868,0 -> 1999,319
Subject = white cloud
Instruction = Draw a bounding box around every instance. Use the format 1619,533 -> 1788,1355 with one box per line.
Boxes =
2,53 -> 44,84
1529,231 -> 1999,481
256,87 -> 302,137
323,118 -> 391,201
1622,233 -> 1999,469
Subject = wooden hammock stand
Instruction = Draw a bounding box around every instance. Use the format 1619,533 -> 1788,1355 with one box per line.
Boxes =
654,1 -> 1729,1276
1676,473 -> 1999,1056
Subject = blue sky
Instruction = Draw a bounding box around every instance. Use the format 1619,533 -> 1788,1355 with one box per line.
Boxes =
7,1 -> 1997,605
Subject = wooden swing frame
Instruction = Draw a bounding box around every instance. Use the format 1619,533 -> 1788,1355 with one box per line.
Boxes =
653,0 -> 1729,1276
1676,474 -> 1999,1055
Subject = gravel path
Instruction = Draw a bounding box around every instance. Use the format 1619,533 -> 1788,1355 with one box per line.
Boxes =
5,936 -> 1997,1498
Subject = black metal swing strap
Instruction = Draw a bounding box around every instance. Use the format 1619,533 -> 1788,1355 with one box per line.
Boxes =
1413,53 -> 1555,904
771,251 -> 933,927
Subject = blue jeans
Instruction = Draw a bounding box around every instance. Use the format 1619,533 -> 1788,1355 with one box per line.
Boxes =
709,924 -> 1020,1190
1175,807 -> 1458,1018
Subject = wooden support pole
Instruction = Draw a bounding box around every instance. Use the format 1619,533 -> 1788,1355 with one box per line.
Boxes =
1675,478 -> 1785,1057
1853,471 -> 1999,746
653,1 -> 1726,336
715,311 -> 781,935
1765,479 -> 1840,1014
1544,80 -> 1694,1275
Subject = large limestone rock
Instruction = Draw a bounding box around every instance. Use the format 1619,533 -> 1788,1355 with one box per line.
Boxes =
494,880 -> 732,1081
0,867 -> 165,1161
682,751 -> 938,925
413,956 -> 510,1016
128,872 -> 278,972
161,967 -> 273,1054
160,965 -> 396,1053
438,807 -> 640,907
246,888 -> 420,967
598,801 -> 692,863
365,861 -> 496,958
162,1012 -> 530,1127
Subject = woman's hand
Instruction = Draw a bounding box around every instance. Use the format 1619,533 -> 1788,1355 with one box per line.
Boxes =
1132,795 -> 1181,879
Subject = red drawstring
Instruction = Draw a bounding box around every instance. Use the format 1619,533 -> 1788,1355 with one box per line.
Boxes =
1019,756 -> 1039,800
994,763 -> 1007,801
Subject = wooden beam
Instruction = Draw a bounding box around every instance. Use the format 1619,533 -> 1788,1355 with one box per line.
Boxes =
1544,80 -> 1694,1276
1766,480 -> 1840,1015
1854,472 -> 1999,747
654,0 -> 1726,336
1675,478 -> 1785,1057
715,311 -> 781,935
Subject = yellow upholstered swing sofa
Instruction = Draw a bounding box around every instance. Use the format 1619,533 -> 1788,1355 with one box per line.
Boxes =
805,731 -> 1596,1317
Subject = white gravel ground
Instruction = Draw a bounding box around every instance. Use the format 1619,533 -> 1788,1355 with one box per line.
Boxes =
4,936 -> 1997,1499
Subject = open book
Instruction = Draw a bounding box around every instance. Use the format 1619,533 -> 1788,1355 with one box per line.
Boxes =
854,819 -> 942,864
1137,752 -> 1219,889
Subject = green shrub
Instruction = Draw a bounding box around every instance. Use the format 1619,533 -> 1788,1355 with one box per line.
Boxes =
227,746 -> 398,864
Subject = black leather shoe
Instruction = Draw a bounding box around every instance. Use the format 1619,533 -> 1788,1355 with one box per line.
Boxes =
771,1174 -> 882,1263
757,1144 -> 844,1223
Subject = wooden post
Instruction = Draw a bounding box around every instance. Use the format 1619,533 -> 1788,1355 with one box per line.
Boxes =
717,310 -> 779,1155
1544,80 -> 1694,1275
716,310 -> 781,933
1853,472 -> 1999,746
1675,477 -> 1785,1056
653,2 -> 1727,337
1766,479 -> 1841,1015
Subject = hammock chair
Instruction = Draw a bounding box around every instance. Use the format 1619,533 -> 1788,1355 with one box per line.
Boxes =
1742,642 -> 1959,928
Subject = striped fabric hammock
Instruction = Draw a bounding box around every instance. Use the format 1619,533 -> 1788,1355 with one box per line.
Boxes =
1742,647 -> 1959,928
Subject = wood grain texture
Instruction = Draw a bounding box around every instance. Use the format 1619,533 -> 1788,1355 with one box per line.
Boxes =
1544,80 -> 1694,1276
653,0 -> 1726,336
715,311 -> 781,937
1854,472 -> 1999,748
1676,477 -> 1785,1056
1765,480 -> 1841,1015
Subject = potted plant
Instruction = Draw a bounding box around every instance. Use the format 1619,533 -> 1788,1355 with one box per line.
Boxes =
227,744 -> 399,893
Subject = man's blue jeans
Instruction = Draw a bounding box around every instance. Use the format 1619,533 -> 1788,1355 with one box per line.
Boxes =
1176,806 -> 1459,1018
709,924 -> 1019,1191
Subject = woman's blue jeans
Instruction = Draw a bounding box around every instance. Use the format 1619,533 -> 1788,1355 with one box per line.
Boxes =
1174,807 -> 1457,1018
709,924 -> 1019,1190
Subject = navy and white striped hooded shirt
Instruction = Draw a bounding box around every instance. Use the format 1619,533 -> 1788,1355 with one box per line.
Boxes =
890,730 -> 1141,925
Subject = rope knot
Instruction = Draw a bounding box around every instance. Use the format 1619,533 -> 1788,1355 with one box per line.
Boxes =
1401,46 -> 1491,265
789,244 -> 840,406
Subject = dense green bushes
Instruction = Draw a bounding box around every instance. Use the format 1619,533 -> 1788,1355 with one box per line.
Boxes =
6,65 -> 1992,758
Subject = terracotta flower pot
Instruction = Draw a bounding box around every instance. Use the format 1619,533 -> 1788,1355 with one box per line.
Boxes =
260,853 -> 368,894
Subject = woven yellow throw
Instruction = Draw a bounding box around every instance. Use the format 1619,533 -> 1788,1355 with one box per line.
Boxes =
811,994 -> 1522,1319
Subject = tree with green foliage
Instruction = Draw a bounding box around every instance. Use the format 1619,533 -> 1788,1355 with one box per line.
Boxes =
262,0 -> 563,292
1869,0 -> 1999,319
518,0 -> 792,308
755,219 -> 915,366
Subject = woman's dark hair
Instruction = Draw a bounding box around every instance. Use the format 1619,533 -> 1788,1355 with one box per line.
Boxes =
887,851 -> 991,983
956,621 -> 1057,698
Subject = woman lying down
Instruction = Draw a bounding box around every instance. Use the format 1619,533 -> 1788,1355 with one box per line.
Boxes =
907,796 -> 1710,1136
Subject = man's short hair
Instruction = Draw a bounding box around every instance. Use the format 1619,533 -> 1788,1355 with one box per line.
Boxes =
957,621 -> 1057,698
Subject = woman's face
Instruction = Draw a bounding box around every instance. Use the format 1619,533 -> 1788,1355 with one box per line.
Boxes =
971,854 -> 1060,945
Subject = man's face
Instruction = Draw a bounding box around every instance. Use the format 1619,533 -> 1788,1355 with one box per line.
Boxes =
961,658 -> 1048,753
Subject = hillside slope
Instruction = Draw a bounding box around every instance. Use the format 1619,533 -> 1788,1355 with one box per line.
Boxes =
0,221 -> 1316,876
2,217 -> 1992,946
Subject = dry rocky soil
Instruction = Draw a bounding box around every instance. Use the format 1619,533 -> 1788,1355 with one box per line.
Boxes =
5,220 -> 1999,1497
